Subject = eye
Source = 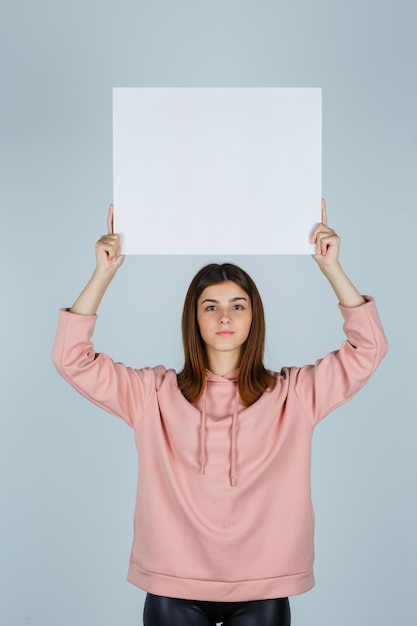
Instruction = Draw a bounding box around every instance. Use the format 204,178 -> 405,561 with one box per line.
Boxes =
233,304 -> 245,310
205,305 -> 217,311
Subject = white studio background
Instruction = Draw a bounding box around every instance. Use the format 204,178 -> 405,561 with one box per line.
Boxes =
1,1 -> 415,625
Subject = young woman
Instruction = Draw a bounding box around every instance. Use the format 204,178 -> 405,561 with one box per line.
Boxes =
52,201 -> 388,626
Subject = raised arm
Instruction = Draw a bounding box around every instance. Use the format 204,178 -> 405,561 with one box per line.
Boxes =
70,204 -> 124,315
310,199 -> 365,308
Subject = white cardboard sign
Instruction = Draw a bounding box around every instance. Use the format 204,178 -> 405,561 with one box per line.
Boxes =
113,88 -> 321,255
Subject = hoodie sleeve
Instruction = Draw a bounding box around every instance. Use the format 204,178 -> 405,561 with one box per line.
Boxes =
292,297 -> 388,426
51,308 -> 161,428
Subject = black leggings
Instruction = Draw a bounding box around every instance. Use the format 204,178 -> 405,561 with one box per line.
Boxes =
143,593 -> 291,626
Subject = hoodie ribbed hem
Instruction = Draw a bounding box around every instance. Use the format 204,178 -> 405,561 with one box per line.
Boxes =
127,561 -> 315,601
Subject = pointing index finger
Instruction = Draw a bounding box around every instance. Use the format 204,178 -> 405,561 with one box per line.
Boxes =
107,204 -> 114,234
321,198 -> 327,226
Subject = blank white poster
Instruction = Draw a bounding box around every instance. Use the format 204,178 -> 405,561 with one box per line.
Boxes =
113,87 -> 321,254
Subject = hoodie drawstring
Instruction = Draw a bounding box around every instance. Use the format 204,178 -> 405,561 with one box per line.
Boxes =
229,392 -> 239,487
199,384 -> 240,487
199,392 -> 207,476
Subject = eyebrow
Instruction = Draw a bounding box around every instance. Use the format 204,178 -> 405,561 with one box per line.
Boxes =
201,296 -> 248,304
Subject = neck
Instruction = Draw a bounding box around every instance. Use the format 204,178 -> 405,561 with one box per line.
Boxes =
206,350 -> 241,377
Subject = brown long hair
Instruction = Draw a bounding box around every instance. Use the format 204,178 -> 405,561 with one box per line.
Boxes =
177,263 -> 276,406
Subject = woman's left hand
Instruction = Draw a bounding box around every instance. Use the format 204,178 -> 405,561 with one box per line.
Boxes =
311,199 -> 341,270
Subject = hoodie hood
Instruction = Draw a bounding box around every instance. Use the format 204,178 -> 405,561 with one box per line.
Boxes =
197,369 -> 241,487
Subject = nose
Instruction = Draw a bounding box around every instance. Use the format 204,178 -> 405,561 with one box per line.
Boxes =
219,310 -> 232,324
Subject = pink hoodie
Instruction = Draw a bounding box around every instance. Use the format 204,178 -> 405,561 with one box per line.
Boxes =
51,297 -> 387,601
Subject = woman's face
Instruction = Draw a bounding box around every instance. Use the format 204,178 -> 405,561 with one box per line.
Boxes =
196,281 -> 252,365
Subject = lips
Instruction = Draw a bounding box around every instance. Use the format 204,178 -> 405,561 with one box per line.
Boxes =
216,331 -> 234,337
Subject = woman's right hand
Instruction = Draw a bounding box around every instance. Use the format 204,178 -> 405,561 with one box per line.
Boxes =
95,204 -> 125,273
69,205 -> 124,314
